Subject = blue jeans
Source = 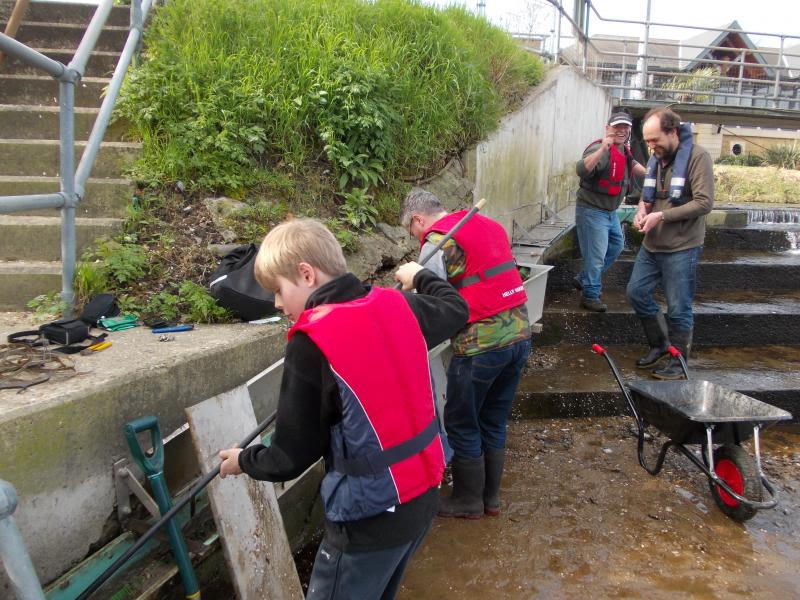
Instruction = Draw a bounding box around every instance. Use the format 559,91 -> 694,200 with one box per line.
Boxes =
444,338 -> 531,459
626,246 -> 702,331
575,204 -> 625,300
306,520 -> 432,600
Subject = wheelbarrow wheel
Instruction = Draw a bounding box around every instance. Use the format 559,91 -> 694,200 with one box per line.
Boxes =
708,445 -> 761,522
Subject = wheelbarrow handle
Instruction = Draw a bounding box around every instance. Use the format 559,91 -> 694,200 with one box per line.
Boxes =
666,345 -> 691,379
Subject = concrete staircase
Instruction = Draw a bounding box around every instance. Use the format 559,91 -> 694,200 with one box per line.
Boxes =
520,214 -> 800,419
0,0 -> 141,310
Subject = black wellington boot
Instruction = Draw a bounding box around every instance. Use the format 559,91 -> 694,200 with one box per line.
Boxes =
652,329 -> 692,380
636,314 -> 670,368
438,456 -> 485,519
483,447 -> 505,517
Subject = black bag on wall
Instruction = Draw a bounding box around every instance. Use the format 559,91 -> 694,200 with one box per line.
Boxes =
208,244 -> 277,321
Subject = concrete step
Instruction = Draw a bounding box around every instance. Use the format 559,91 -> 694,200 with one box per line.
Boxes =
539,287 -> 800,347
0,1 -> 131,27
515,344 -> 800,419
11,22 -> 128,52
1,48 -> 121,77
0,104 -> 127,140
548,248 -> 800,292
0,214 -> 122,261
0,74 -> 109,107
0,139 -> 140,178
0,176 -> 132,218
0,260 -> 61,310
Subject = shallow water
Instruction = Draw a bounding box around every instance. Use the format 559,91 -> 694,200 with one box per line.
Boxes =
397,418 -> 800,599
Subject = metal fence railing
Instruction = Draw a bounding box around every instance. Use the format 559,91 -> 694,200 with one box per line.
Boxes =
0,0 -> 154,316
0,480 -> 45,600
543,0 -> 800,111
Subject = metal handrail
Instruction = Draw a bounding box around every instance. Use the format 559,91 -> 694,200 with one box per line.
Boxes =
0,480 -> 45,600
544,0 -> 800,110
0,0 -> 153,316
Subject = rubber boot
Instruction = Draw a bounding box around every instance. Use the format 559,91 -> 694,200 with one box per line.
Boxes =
483,447 -> 505,517
652,329 -> 692,380
438,456 -> 485,519
636,314 -> 670,368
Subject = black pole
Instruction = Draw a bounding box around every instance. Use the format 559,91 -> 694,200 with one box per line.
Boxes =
77,410 -> 278,600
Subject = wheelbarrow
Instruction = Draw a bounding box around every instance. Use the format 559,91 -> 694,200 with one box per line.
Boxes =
592,343 -> 792,522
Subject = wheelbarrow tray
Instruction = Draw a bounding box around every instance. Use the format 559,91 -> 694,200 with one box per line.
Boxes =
627,379 -> 792,445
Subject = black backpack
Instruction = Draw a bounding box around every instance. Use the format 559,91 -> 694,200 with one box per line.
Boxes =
208,244 -> 277,321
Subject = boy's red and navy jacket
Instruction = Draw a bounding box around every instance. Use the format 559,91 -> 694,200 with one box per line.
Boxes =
422,211 -> 527,323
289,286 -> 446,522
238,271 -> 468,551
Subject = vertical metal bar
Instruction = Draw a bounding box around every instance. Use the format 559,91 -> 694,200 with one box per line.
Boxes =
705,427 -> 715,472
131,0 -> 143,31
737,48 -> 745,106
773,36 -> 785,107
640,0 -> 651,99
59,80 -> 77,317
581,0 -> 589,74
554,0 -> 562,63
753,425 -> 763,474
0,481 -> 46,600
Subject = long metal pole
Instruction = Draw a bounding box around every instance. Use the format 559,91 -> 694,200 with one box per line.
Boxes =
640,0 -> 651,99
773,36 -> 785,107
0,481 -> 46,600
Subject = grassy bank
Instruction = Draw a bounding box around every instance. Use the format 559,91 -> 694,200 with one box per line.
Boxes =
44,0 -> 543,322
715,165 -> 800,204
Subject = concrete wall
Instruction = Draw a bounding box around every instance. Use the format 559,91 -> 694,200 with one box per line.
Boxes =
0,324 -> 287,593
428,66 -> 613,236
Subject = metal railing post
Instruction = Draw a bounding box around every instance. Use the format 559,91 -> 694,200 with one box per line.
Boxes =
640,0 -> 651,99
0,481 -> 46,600
773,36 -> 785,107
737,48 -> 745,106
59,80 -> 77,316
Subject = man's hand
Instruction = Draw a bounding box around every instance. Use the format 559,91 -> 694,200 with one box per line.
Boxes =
219,447 -> 243,479
632,207 -> 647,230
395,261 -> 425,291
640,211 -> 664,233
601,129 -> 616,150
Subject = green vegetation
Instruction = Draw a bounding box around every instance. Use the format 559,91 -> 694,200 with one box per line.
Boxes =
714,165 -> 800,204
763,143 -> 800,170
77,0 -> 543,322
116,0 -> 544,194
715,153 -> 764,167
661,66 -> 719,103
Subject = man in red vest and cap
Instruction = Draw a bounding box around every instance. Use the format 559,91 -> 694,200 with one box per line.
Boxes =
401,189 -> 531,519
575,108 -> 647,311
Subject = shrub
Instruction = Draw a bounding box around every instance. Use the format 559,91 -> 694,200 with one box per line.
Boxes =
116,0 -> 544,193
762,143 -> 800,170
715,153 -> 764,167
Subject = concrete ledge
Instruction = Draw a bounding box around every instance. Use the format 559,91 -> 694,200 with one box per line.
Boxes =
0,105 -> 127,141
0,319 -> 288,587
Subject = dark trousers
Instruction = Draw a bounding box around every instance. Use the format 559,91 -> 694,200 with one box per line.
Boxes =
306,520 -> 432,600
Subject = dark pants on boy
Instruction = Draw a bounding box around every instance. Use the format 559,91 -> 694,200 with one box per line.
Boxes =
306,520 -> 432,600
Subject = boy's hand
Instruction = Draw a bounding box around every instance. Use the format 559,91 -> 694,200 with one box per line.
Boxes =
395,262 -> 424,290
219,447 -> 243,479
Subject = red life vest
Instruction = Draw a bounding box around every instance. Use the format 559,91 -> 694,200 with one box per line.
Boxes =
581,140 -> 633,196
422,211 -> 527,323
288,286 -> 444,522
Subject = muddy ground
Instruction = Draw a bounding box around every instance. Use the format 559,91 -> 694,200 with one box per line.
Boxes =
398,417 -> 800,600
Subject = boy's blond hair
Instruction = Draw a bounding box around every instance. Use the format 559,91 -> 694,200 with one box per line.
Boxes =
254,218 -> 347,290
